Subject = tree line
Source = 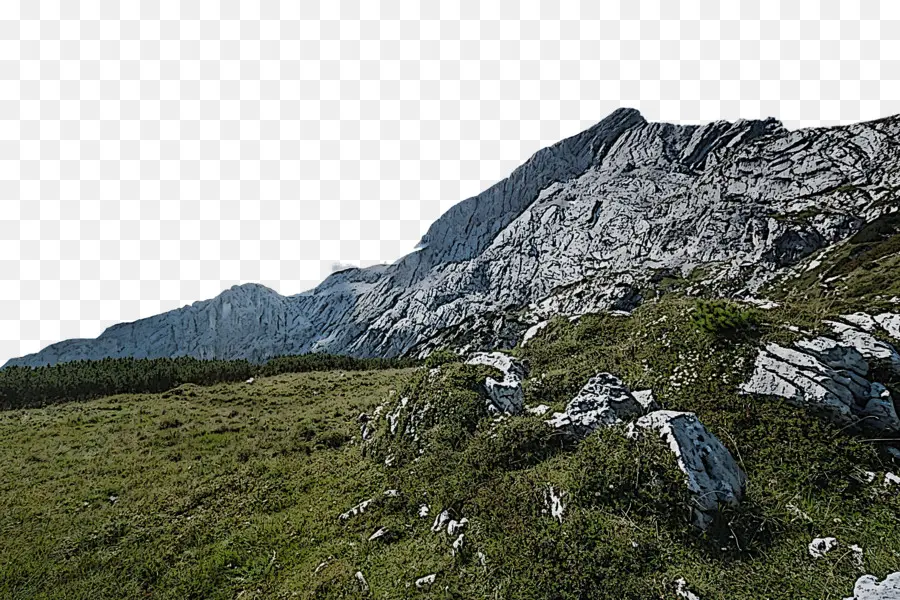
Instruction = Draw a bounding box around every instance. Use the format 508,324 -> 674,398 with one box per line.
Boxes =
0,353 -> 416,410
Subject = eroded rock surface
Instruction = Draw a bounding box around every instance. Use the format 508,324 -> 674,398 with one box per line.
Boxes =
741,335 -> 900,433
464,352 -> 529,415
547,373 -> 649,437
8,111 -> 900,367
630,410 -> 747,529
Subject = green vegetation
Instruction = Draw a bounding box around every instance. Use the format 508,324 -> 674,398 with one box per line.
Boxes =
2,218 -> 900,598
0,353 -> 414,410
770,211 -> 900,314
1,300 -> 898,598
0,369 -> 415,599
690,299 -> 759,336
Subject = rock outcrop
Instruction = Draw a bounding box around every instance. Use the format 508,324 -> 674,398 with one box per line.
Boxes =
629,410 -> 747,529
547,372 -> 652,437
8,111 -> 900,367
464,352 -> 529,415
547,374 -> 743,529
741,330 -> 900,433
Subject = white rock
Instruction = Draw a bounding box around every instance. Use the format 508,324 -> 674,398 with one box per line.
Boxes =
415,574 -> 437,589
355,571 -> 369,592
544,486 -> 567,523
451,533 -> 465,555
850,544 -> 865,569
245,377 -> 255,384
547,373 -> 648,438
630,410 -> 746,529
826,320 -> 900,375
521,320 -> 549,347
885,472 -> 900,486
741,340 -> 900,433
844,572 -> 900,600
418,504 -> 430,518
368,527 -> 389,542
477,551 -> 487,566
632,389 -> 660,411
744,298 -> 780,310
314,556 -> 333,573
675,577 -> 702,600
809,537 -> 839,559
465,352 -> 529,415
843,313 -> 879,332
431,509 -> 451,533
339,499 -> 372,521
383,489 -> 400,497
447,518 -> 468,536
526,404 -> 552,416
875,313 -> 900,341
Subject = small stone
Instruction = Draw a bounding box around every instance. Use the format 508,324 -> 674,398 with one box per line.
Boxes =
451,533 -> 465,555
675,577 -> 701,600
245,377 -> 254,384
544,486 -> 566,523
368,527 -> 390,542
809,537 -> 838,559
415,574 -> 436,589
355,571 -> 369,592
339,499 -> 373,521
431,509 -> 451,533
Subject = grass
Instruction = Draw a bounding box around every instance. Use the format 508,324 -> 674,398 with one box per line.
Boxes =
0,369 -> 414,599
3,219 -> 900,598
3,303 -> 899,599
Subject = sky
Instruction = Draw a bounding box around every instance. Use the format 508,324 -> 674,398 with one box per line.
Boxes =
1,0 -> 899,364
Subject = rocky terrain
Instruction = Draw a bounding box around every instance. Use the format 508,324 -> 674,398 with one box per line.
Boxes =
7,108 -> 900,367
4,109 -> 900,599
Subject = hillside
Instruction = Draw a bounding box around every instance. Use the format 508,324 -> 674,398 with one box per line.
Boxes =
3,110 -> 900,599
2,219 -> 900,598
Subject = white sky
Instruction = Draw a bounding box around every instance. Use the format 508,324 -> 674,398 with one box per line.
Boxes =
2,0 -> 899,364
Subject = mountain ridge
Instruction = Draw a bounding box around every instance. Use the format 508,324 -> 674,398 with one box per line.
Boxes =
6,108 -> 900,368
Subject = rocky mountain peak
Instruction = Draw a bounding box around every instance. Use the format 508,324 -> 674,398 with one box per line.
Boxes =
5,111 -> 899,368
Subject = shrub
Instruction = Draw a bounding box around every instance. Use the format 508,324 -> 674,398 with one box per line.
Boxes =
690,300 -> 758,336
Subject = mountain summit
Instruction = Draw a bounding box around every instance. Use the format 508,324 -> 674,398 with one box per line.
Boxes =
6,109 -> 900,368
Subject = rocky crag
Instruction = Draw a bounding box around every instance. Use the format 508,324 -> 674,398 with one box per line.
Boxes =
6,108 -> 900,368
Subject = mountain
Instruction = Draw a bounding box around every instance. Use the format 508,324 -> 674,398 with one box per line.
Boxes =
6,108 -> 900,368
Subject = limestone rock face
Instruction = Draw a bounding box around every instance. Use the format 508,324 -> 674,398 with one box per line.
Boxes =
547,373 -> 649,437
741,333 -> 900,433
464,352 -> 529,415
630,410 -> 747,529
7,111 -> 900,367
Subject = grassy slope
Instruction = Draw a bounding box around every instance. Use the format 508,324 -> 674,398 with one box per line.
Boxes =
3,215 -> 900,599
0,369 -> 412,599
